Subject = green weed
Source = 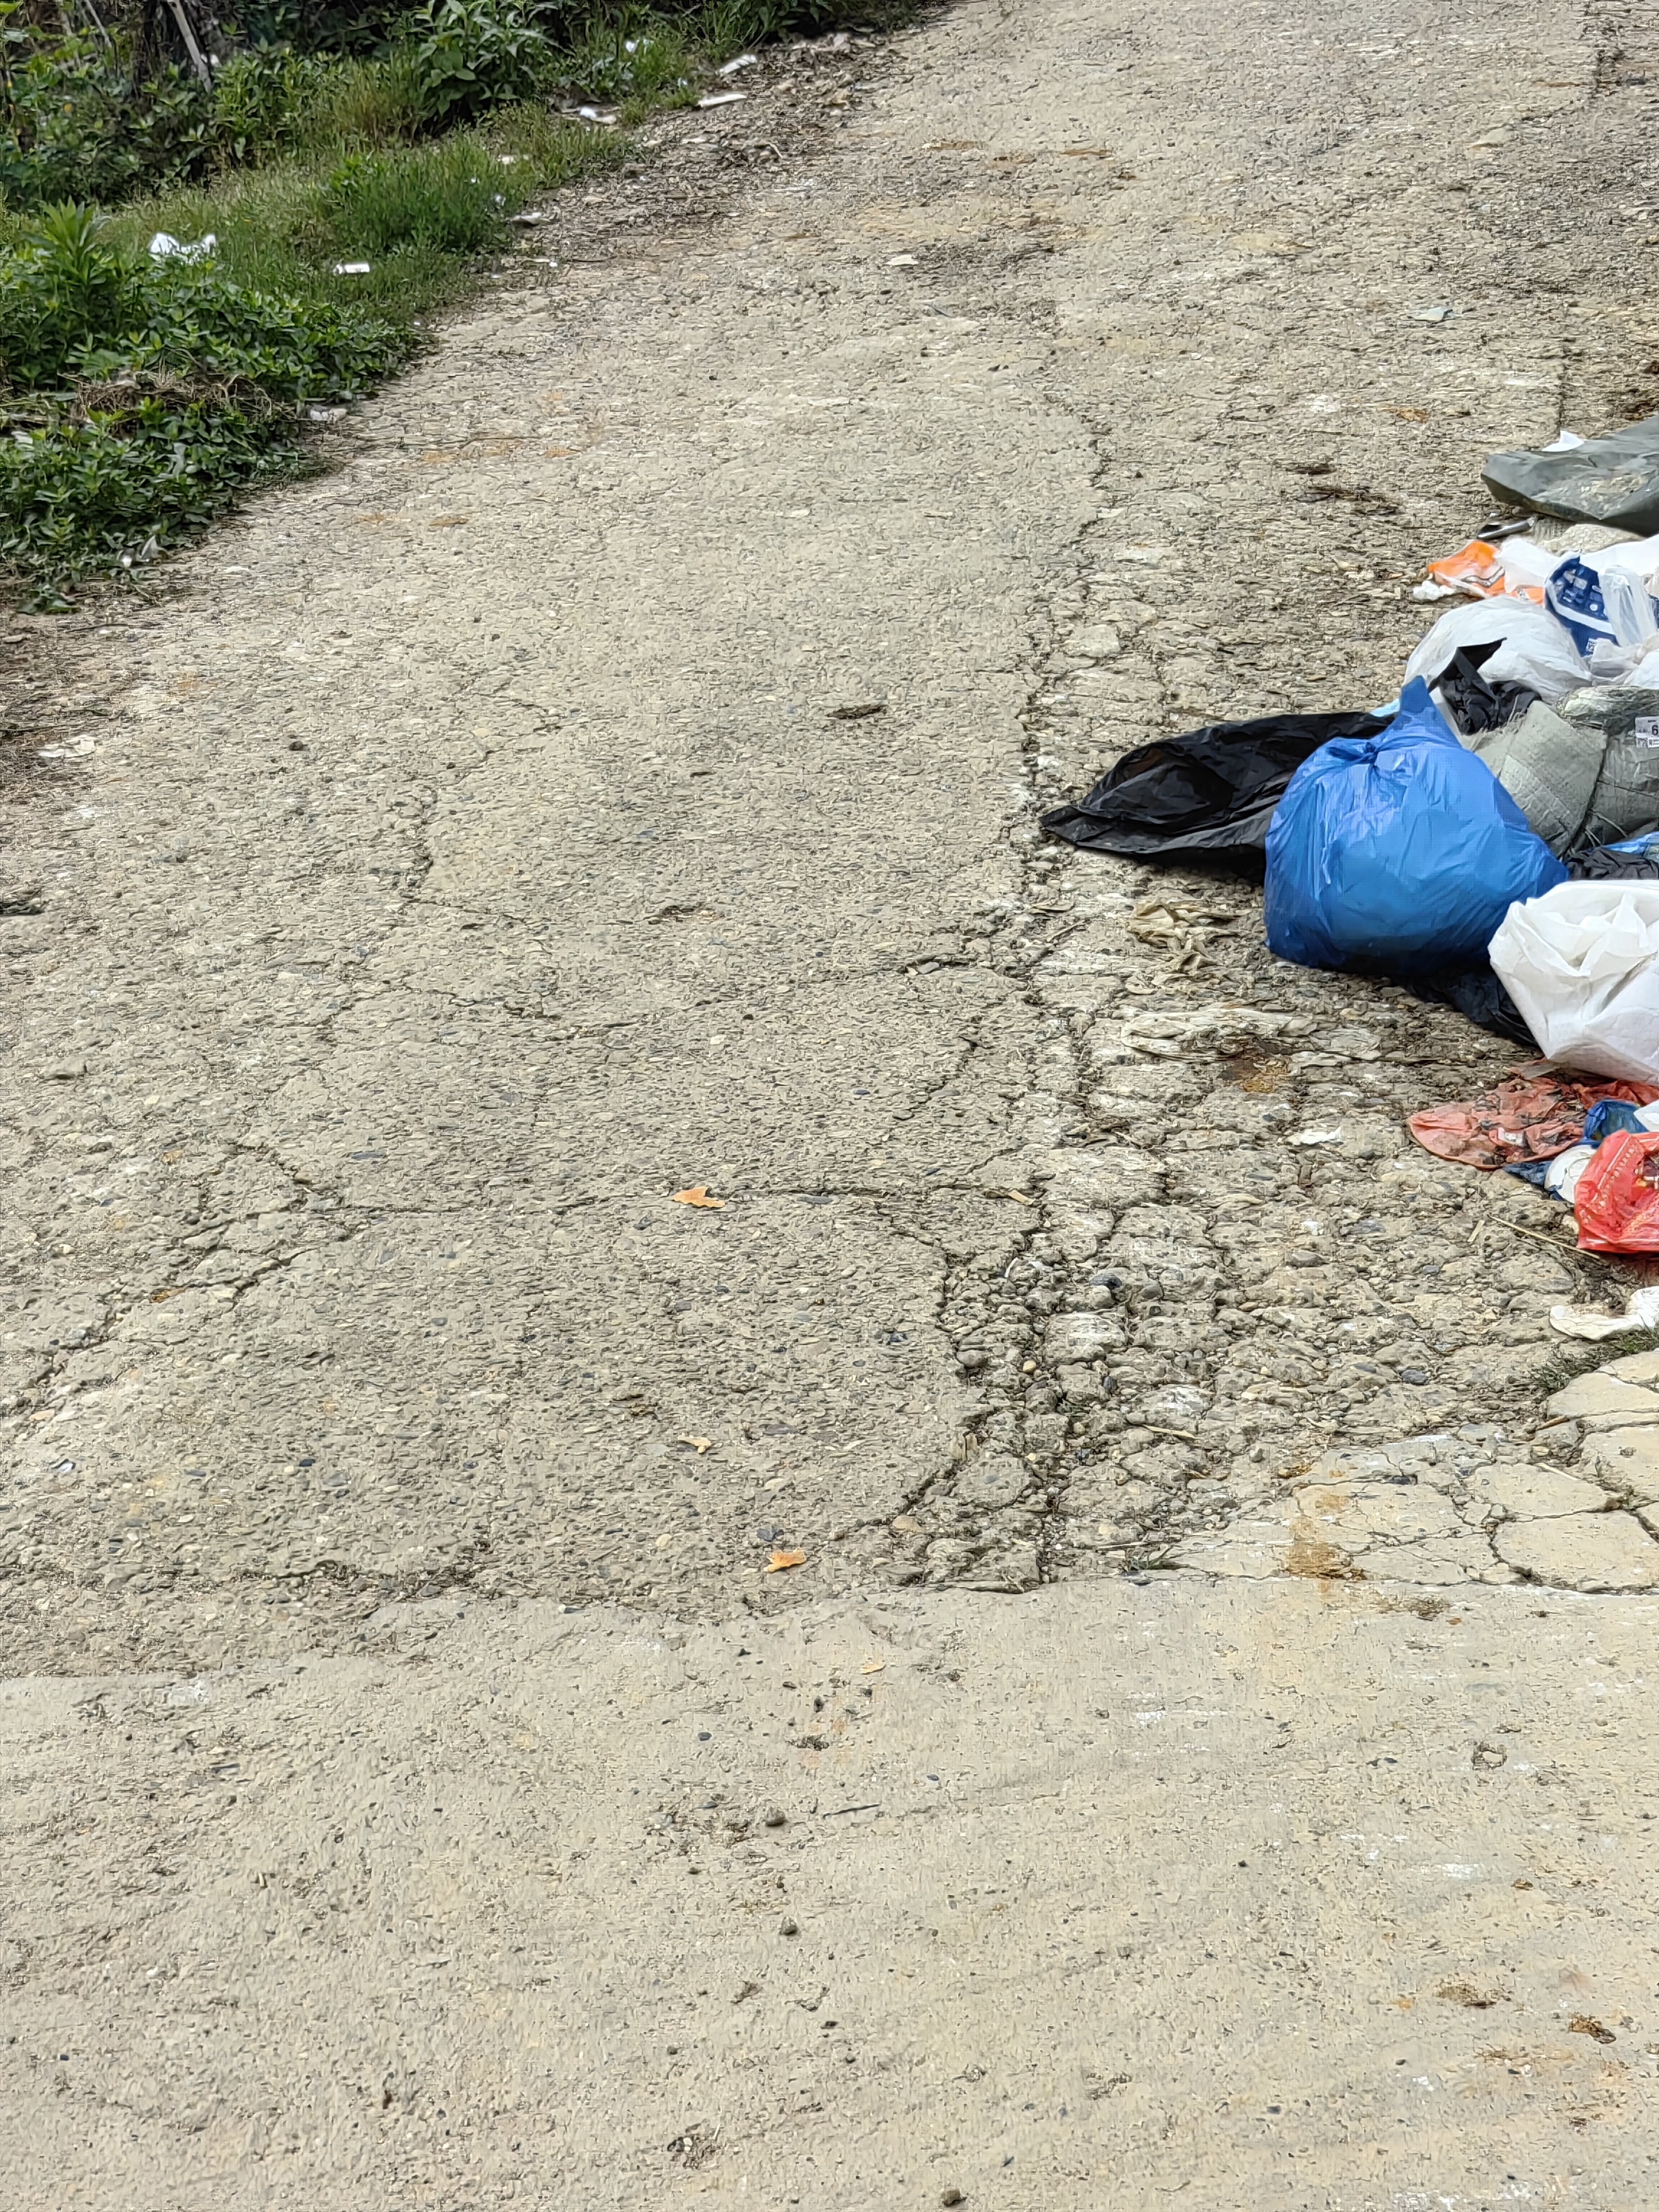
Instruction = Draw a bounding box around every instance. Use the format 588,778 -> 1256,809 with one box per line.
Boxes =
0,202 -> 400,594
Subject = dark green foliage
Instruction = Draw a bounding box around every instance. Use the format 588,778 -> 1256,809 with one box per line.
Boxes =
0,14 -> 218,210
405,0 -> 561,122
0,203 -> 400,592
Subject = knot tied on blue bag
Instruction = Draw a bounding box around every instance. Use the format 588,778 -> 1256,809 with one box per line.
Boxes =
1264,677 -> 1569,973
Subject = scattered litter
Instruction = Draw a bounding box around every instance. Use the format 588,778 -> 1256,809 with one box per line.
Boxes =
861,1658 -> 885,1673
306,405 -> 347,423
1434,638 -> 1540,738
1265,678 -> 1566,973
1546,553 -> 1659,660
1399,962 -> 1537,1047
1577,830 -> 1659,880
333,261 -> 372,275
1555,686 -> 1659,837
576,106 -> 618,123
1043,710 -> 1389,866
679,1434 -> 714,1453
993,1189 -> 1035,1204
718,53 -> 759,74
1041,399 -> 1659,1073
1490,883 -> 1659,1081
1287,1126 -> 1344,1146
1419,537 -> 1547,605
1550,1284 -> 1659,1339
1573,1129 -> 1659,1250
697,90 -> 747,107
1466,700 -> 1603,853
1403,595 -> 1588,703
1484,415 -> 1659,535
887,253 -> 918,267
510,209 -> 548,226
1408,1068 -> 1659,1169
672,1184 -> 727,1208
1523,1141 -> 1594,1201
1127,896 -> 1238,974
765,1547 -> 806,1572
149,231 -> 215,262
1412,304 -> 1454,323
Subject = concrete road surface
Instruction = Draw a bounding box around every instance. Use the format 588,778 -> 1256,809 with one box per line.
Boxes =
5,0 -> 1659,2202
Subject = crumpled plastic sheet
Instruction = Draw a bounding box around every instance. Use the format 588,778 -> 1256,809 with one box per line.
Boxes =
1042,711 -> 1389,871
1407,1067 -> 1659,1170
1550,1284 -> 1659,1339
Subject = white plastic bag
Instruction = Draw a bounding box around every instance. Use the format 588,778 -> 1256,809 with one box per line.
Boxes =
1489,882 -> 1659,1081
1404,597 -> 1588,703
149,231 -> 216,263
1592,533 -> 1659,586
1495,536 -> 1561,593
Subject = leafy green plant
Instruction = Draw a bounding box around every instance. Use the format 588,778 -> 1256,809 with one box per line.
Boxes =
0,200 -> 143,387
405,0 -> 558,124
0,203 -> 398,592
0,12 -> 217,212
209,47 -> 324,164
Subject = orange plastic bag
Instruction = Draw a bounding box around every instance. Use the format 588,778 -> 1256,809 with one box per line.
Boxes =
1574,1130 -> 1659,1252
1422,540 -> 1546,605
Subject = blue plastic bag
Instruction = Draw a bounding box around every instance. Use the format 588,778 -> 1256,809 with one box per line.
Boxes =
1264,678 -> 1569,973
1544,554 -> 1659,656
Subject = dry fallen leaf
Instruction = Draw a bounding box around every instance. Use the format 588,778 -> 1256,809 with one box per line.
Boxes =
765,1547 -> 806,1573
679,1435 -> 713,1454
672,1184 -> 726,1210
861,1659 -> 885,1675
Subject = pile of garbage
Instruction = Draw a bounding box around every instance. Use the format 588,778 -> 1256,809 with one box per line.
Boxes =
1045,413 -> 1659,1265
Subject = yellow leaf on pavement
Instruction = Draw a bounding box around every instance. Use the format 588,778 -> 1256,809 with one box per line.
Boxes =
765,1547 -> 806,1572
672,1184 -> 726,1209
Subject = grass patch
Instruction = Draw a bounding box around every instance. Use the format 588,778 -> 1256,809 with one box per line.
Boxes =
1534,1324 -> 1659,1403
0,106 -> 617,602
0,0 -> 904,600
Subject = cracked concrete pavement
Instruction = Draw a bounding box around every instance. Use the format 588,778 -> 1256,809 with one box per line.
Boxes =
8,0 -> 1659,2200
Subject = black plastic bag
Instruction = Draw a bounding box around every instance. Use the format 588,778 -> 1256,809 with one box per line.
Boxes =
1574,835 -> 1659,881
1042,710 -> 1390,872
1395,960 -> 1539,1050
1483,415 -> 1659,535
1435,638 -> 1539,738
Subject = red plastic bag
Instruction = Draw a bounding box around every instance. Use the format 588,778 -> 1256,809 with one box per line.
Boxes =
1574,1130 -> 1659,1252
1409,1067 -> 1659,1170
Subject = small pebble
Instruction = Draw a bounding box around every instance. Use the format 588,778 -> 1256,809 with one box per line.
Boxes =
780,1915 -> 800,1937
941,2191 -> 964,2207
763,1808 -> 786,1828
